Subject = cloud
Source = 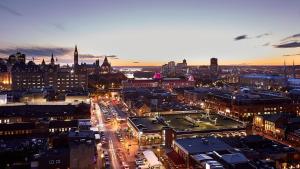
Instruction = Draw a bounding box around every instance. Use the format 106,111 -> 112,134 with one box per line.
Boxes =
52,23 -> 66,31
256,33 -> 271,38
0,46 -> 73,57
281,33 -> 300,42
235,33 -> 271,41
274,33 -> 300,48
133,61 -> 139,63
0,3 -> 22,16
234,35 -> 248,41
79,54 -> 103,59
106,55 -> 118,58
283,54 -> 291,57
273,33 -> 300,48
262,42 -> 270,46
274,42 -> 300,48
79,54 -> 119,59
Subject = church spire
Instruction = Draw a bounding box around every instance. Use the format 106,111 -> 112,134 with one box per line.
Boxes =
51,53 -> 55,65
283,60 -> 287,78
104,56 -> 108,62
293,60 -> 296,78
74,45 -> 78,67
42,58 -> 45,65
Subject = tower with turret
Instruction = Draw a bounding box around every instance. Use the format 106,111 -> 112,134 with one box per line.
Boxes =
74,45 -> 78,67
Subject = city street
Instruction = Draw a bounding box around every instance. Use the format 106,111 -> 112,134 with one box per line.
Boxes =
92,98 -> 139,169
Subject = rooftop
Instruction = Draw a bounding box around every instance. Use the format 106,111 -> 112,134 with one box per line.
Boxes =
128,117 -> 167,132
0,102 -> 90,118
208,90 -> 291,105
175,137 -> 232,155
162,113 -> 244,132
128,112 -> 244,133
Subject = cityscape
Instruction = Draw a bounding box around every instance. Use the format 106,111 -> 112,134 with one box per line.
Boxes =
0,1 -> 300,169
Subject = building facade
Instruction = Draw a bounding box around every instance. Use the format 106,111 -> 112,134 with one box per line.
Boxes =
11,48 -> 88,92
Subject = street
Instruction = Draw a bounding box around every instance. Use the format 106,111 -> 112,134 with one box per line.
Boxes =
91,99 -> 139,169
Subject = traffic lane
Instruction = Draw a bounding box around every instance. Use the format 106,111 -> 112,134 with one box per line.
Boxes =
106,124 -> 122,169
94,101 -> 115,169
99,102 -> 135,169
100,106 -> 122,169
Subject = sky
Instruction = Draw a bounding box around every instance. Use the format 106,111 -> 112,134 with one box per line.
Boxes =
0,0 -> 299,66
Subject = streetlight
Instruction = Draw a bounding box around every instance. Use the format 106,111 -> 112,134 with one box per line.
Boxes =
138,131 -> 143,149
157,148 -> 161,159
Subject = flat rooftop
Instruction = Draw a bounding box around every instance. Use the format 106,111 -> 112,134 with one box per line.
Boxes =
129,117 -> 167,132
175,137 -> 232,155
129,113 -> 244,133
0,102 -> 90,117
208,91 -> 291,105
220,135 -> 296,155
162,113 -> 244,132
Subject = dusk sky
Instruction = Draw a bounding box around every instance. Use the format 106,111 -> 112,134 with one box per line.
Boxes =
0,0 -> 299,66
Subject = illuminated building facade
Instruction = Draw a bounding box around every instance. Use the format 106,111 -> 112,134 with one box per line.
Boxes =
239,74 -> 287,90
204,90 -> 291,120
122,77 -> 195,90
161,59 -> 188,77
11,52 -> 88,92
0,63 -> 11,90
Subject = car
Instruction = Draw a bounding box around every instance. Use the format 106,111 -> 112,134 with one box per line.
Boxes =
122,162 -> 129,169
103,150 -> 109,156
135,160 -> 144,166
105,161 -> 111,169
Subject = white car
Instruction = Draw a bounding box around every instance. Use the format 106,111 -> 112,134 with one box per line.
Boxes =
135,160 -> 144,166
122,162 -> 130,169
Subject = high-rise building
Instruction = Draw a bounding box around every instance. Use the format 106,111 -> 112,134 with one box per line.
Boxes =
168,61 -> 176,77
176,59 -> 188,76
210,57 -> 219,78
161,60 -> 188,77
8,52 -> 26,65
210,58 -> 218,72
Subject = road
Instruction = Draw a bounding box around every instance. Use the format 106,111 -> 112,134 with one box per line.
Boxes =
94,101 -> 122,169
92,99 -> 142,169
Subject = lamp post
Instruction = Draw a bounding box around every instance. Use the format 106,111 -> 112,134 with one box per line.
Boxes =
138,131 -> 143,149
157,148 -> 161,159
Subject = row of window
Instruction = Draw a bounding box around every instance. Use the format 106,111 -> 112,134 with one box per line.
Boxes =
49,128 -> 72,132
0,130 -> 32,135
49,159 -> 61,165
0,119 -> 10,124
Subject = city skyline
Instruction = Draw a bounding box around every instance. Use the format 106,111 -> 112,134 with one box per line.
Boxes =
0,0 -> 299,66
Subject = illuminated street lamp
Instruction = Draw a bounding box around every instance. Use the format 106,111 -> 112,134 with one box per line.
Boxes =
138,131 -> 143,149
200,102 -> 204,108
157,148 -> 161,159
